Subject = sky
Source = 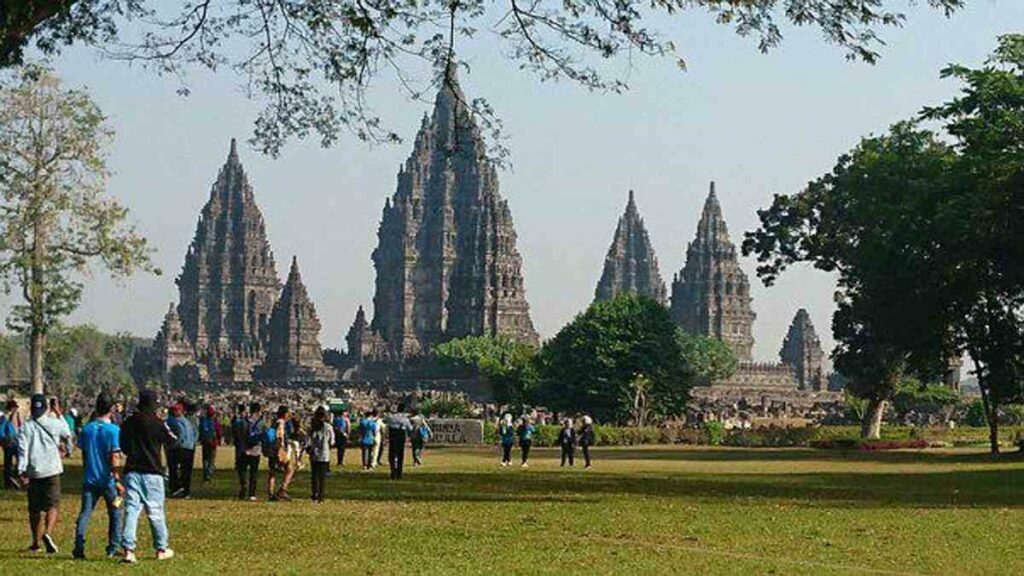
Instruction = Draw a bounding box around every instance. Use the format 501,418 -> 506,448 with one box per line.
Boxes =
4,1 -> 1022,363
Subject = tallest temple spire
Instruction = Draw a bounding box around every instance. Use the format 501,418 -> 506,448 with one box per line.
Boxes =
669,182 -> 756,361
367,78 -> 538,359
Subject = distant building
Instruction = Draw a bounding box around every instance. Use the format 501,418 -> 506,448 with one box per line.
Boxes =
135,140 -> 334,385
594,190 -> 667,305
353,76 -> 539,362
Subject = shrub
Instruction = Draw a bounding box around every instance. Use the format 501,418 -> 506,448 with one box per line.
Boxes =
703,421 -> 724,446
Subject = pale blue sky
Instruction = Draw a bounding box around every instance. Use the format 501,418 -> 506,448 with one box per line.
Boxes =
6,1 -> 1021,362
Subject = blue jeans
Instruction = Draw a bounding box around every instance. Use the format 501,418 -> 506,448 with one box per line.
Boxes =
121,472 -> 169,552
74,483 -> 123,556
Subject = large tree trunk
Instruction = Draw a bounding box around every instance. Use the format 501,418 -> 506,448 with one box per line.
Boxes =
860,398 -> 886,440
977,377 -> 1000,455
29,327 -> 44,394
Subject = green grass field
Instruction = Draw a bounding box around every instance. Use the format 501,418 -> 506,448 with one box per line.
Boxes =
0,445 -> 1021,574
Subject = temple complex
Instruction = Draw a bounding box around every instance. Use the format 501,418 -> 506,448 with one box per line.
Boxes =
134,140 -> 335,385
594,190 -> 667,305
353,78 -> 539,362
659,182 -> 831,402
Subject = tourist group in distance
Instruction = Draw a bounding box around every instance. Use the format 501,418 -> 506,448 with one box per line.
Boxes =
0,388 -> 600,564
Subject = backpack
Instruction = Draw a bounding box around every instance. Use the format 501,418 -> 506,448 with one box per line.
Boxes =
245,419 -> 263,451
260,424 -> 278,458
199,418 -> 216,442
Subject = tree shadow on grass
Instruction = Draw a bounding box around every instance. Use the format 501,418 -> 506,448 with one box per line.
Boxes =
591,447 -> 1019,465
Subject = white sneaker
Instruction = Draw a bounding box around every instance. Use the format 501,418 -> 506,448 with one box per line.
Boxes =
122,550 -> 138,564
156,548 -> 175,560
520,463 -> 529,468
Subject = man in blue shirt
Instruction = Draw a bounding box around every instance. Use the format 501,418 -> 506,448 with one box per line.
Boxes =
73,392 -> 123,560
332,410 -> 350,467
166,402 -> 197,499
0,400 -> 21,489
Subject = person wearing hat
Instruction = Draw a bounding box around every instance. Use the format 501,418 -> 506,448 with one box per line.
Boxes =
165,402 -> 197,499
120,389 -> 176,564
0,399 -> 22,489
578,415 -> 595,469
72,392 -> 124,559
17,393 -> 72,554
198,404 -> 222,482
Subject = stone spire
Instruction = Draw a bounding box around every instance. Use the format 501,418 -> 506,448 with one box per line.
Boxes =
263,257 -> 328,379
368,80 -> 538,358
150,303 -> 194,378
780,308 -> 825,390
594,190 -> 667,305
175,139 -> 281,379
670,182 -> 756,361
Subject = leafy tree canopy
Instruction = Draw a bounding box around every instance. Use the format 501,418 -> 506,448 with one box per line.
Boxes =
0,1 -> 965,158
677,332 -> 737,386
432,335 -> 538,406
535,294 -> 692,424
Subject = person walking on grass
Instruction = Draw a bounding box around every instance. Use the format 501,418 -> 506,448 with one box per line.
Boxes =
384,405 -> 413,480
73,392 -> 123,560
198,405 -> 222,482
498,414 -> 516,467
306,406 -> 335,503
373,411 -> 385,468
579,416 -> 595,469
18,394 -> 72,554
558,419 -> 576,467
266,405 -> 294,501
239,403 -> 265,501
165,403 -> 196,499
1,399 -> 22,489
333,410 -> 350,467
230,403 -> 248,499
411,412 -> 431,466
517,417 -> 537,468
120,389 -> 176,564
359,410 -> 377,470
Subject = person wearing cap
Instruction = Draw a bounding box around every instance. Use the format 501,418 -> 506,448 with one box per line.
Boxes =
165,402 -> 197,499
198,404 -> 222,482
0,399 -> 22,489
17,393 -> 72,554
72,392 -> 123,560
120,389 -> 176,564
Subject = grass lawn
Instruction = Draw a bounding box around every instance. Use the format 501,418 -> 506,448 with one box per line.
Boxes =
0,445 -> 1021,574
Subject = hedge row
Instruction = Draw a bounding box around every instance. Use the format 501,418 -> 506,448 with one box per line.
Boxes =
480,422 -> 1024,448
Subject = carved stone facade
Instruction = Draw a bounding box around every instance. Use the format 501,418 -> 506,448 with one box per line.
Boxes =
360,79 -> 539,361
667,183 -> 828,397
670,182 -> 756,362
779,308 -> 825,391
137,140 -> 335,384
260,258 -> 333,380
594,190 -> 667,305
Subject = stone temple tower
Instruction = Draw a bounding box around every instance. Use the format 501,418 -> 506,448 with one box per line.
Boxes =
367,76 -> 539,359
175,139 -> 281,380
262,257 -> 330,380
779,308 -> 825,390
594,190 -> 667,305
670,182 -> 756,362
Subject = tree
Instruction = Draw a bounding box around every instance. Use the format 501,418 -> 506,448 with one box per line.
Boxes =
0,64 -> 157,394
43,324 -> 136,399
432,335 -> 538,406
890,378 -> 959,423
0,329 -> 24,382
919,34 -> 1024,454
743,123 -> 957,439
677,332 -> 738,386
0,1 -> 965,157
535,294 -> 692,424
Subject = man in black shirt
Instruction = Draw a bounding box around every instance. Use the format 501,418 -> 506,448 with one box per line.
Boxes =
119,389 -> 176,564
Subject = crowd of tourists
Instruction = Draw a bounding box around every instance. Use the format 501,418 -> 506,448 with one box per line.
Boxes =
0,388 -> 599,565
